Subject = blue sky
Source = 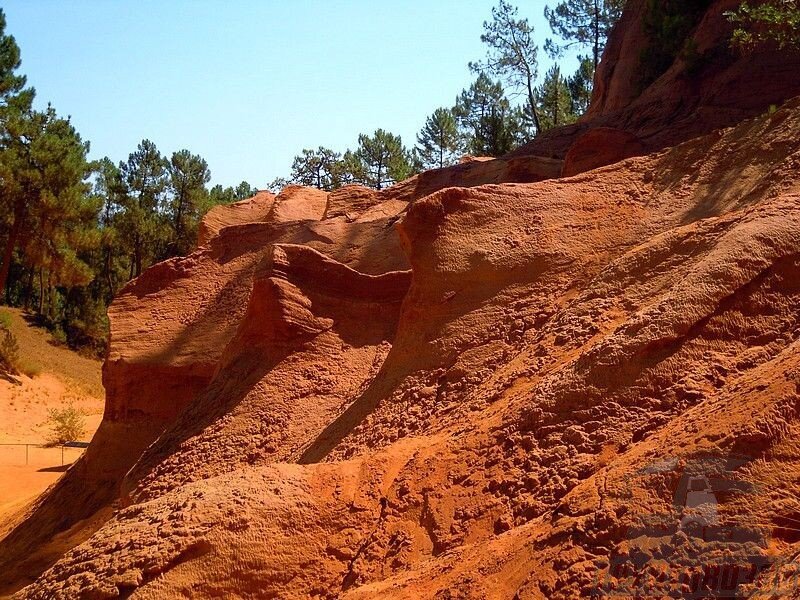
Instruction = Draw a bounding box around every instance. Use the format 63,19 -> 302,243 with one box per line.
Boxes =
3,1 -> 578,188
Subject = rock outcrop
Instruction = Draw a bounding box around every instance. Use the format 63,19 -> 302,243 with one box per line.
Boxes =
560,127 -> 645,177
511,0 -> 800,171
3,3 -> 800,599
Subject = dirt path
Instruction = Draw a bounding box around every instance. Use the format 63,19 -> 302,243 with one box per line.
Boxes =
0,308 -> 104,530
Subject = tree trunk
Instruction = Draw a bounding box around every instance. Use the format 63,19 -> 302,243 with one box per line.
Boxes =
0,202 -> 23,302
46,271 -> 52,320
23,268 -> 34,309
104,247 -> 114,301
526,79 -> 542,135
38,269 -> 44,314
594,0 -> 601,72
174,193 -> 184,246
134,233 -> 142,277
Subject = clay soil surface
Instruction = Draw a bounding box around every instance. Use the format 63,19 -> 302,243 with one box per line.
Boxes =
0,308 -> 103,533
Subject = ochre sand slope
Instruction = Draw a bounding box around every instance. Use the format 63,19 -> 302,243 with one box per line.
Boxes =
0,309 -> 103,539
3,96 -> 800,598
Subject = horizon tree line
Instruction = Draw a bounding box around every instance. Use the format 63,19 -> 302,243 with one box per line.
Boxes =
274,0 -> 624,191
2,0 -> 789,352
0,8 -> 256,352
0,0 -> 626,353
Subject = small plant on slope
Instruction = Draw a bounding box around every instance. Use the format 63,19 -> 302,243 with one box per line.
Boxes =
0,313 -> 20,378
46,405 -> 87,445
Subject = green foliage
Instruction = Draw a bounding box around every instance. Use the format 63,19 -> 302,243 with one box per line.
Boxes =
544,0 -> 625,70
61,287 -> 108,355
0,8 -> 33,115
0,10 -> 243,356
167,149 -> 211,255
290,147 -> 342,190
567,55 -> 595,115
264,177 -> 289,194
117,139 -> 168,277
454,73 -> 527,156
727,0 -> 800,52
0,319 -> 19,375
537,65 -> 578,131
208,181 -> 256,204
415,108 -> 461,170
0,102 -> 96,317
353,130 -> 413,190
337,150 -> 368,187
46,404 -> 86,445
638,0 -> 713,90
470,0 -> 542,134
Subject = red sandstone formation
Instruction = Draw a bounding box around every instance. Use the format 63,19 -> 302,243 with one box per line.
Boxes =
196,190 -> 275,246
510,0 -> 800,167
2,2 -> 800,599
560,127 -> 645,177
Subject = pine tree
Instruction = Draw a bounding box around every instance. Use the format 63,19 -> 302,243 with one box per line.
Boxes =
416,108 -> 460,170
290,147 -> 342,190
0,8 -> 36,297
354,130 -> 411,190
337,150 -> 367,187
118,139 -> 168,277
544,0 -> 625,71
92,157 -> 126,302
233,181 -> 256,200
454,74 -> 525,156
2,107 -> 95,312
167,149 -> 210,255
208,181 -> 256,204
568,55 -> 595,115
470,0 -> 542,135
537,65 -> 577,131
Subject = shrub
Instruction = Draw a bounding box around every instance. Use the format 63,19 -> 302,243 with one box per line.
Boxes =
19,359 -> 42,378
727,0 -> 800,52
46,405 -> 87,445
0,325 -> 19,375
638,0 -> 714,90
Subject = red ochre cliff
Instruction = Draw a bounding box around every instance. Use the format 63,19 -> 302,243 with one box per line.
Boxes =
3,1 -> 800,598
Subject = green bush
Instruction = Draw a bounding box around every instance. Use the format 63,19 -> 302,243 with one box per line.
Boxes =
638,0 -> 714,90
727,0 -> 800,52
46,405 -> 87,445
0,323 -> 19,375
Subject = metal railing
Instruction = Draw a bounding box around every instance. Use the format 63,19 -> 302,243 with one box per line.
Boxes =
0,442 -> 90,466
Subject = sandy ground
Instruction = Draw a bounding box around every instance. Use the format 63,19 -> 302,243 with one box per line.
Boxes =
0,308 -> 104,531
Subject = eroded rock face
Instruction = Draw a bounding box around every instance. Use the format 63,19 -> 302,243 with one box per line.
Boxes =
5,95 -> 800,599
561,127 -> 645,177
4,3 -> 800,595
510,0 -> 800,173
